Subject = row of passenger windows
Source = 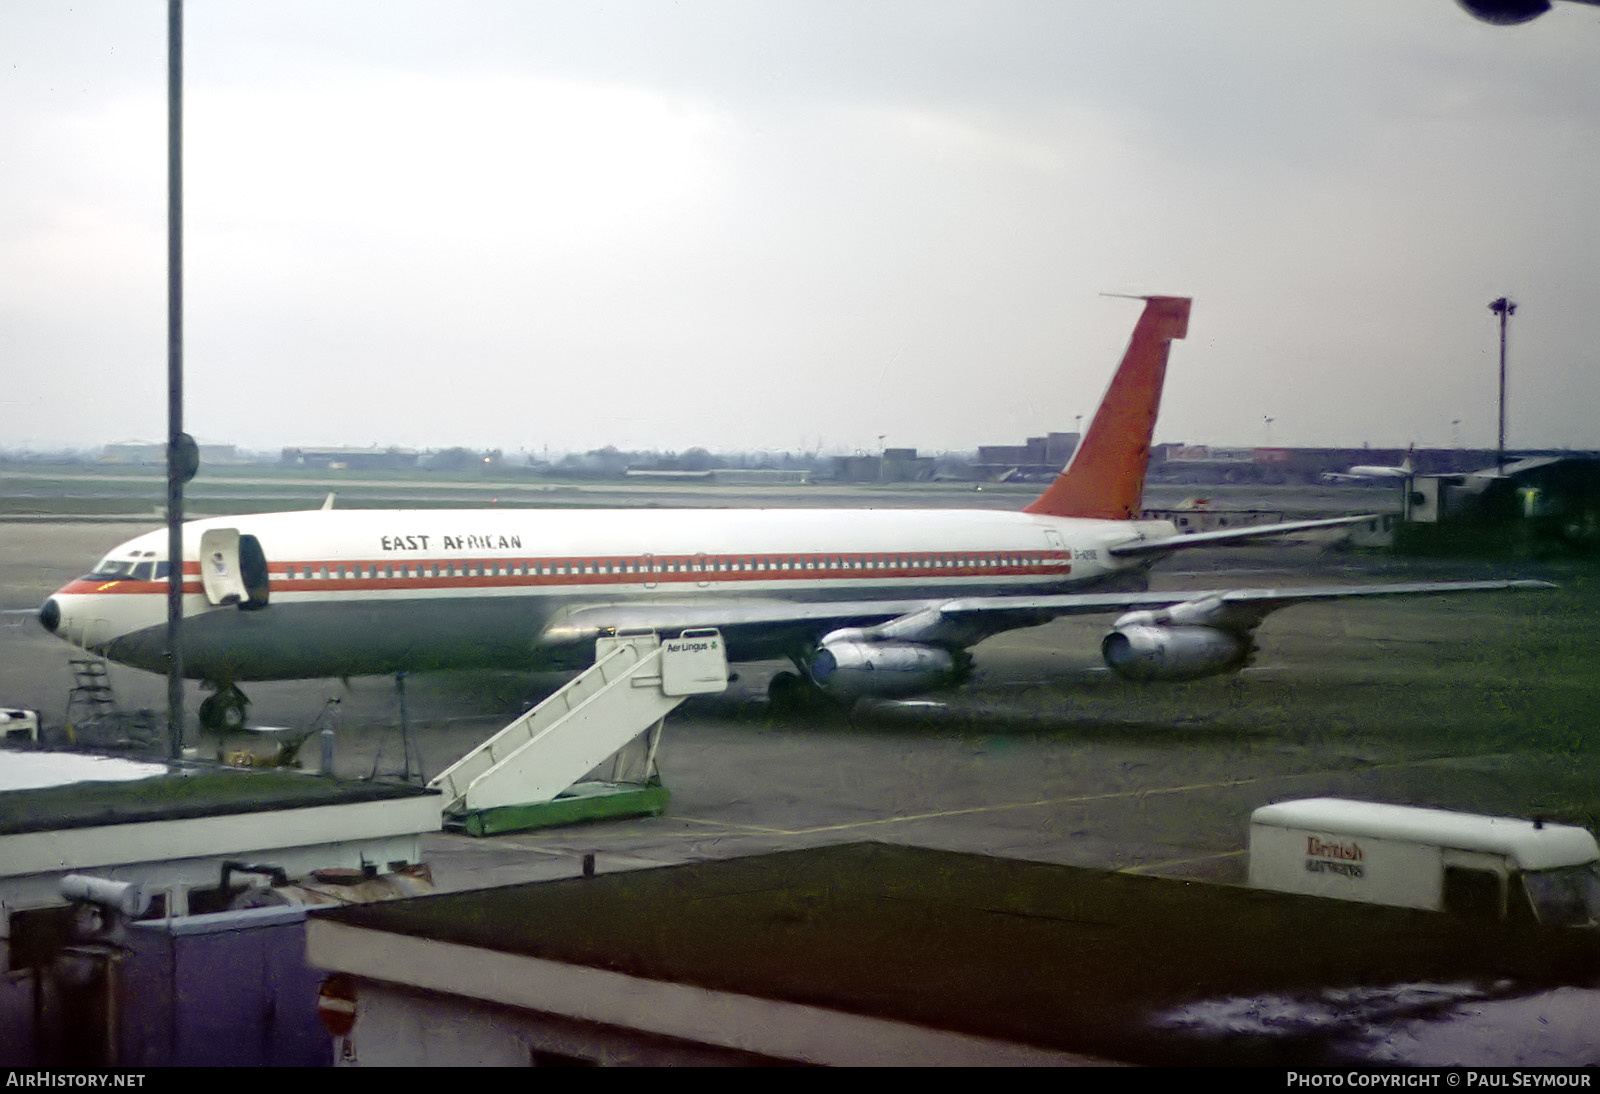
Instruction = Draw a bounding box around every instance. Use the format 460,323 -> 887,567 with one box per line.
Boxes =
277,554 -> 1063,581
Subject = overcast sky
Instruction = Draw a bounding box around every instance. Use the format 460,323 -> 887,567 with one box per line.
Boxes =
5,1 -> 1599,457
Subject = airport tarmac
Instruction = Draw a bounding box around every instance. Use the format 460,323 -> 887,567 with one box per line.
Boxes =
3,497 -> 1598,1063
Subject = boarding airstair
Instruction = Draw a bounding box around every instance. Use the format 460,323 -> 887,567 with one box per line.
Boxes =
65,657 -> 159,750
66,658 -> 119,730
427,629 -> 729,835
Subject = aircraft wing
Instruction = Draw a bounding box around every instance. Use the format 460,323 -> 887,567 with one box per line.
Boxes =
537,579 -> 1553,658
1109,514 -> 1384,558
540,597 -> 941,652
938,578 -> 1554,629
543,590 -> 1198,645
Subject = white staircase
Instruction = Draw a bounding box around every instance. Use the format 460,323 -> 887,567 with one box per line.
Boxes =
427,629 -> 728,834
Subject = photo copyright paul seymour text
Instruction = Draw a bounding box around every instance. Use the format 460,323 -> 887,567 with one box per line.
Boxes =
1288,1075 -> 1591,1088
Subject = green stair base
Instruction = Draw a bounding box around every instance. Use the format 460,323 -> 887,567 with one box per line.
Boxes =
451,780 -> 670,836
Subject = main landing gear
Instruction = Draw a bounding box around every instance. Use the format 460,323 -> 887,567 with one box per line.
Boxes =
198,684 -> 250,734
766,657 -> 840,716
766,669 -> 821,710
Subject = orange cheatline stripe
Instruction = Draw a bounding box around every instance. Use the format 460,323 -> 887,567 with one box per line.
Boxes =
58,578 -> 204,596
58,550 -> 1073,596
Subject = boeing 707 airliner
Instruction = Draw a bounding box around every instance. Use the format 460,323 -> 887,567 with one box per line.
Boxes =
38,297 -> 1549,731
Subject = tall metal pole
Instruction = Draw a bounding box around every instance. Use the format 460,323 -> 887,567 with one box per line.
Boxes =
1489,297 -> 1516,474
166,1 -> 185,759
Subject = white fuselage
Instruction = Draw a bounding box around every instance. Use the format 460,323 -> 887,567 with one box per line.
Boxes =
46,507 -> 1172,683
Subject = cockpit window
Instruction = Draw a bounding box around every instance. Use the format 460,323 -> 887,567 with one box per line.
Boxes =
86,556 -> 141,580
86,555 -> 167,582
1522,864 -> 1600,928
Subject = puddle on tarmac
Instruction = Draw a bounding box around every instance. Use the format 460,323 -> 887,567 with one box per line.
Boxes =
1153,980 -> 1600,1066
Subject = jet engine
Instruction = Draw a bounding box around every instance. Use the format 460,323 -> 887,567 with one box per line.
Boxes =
1100,624 -> 1252,682
809,639 -> 959,700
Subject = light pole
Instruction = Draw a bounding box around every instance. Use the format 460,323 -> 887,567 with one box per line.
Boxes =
1489,297 -> 1516,472
166,0 -> 186,759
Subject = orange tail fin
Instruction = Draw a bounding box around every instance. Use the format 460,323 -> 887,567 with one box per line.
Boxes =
1024,295 -> 1191,520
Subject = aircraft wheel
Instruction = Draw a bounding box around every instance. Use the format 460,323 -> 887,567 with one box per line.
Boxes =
767,670 -> 832,714
767,670 -> 805,707
199,687 -> 249,734
767,670 -> 826,710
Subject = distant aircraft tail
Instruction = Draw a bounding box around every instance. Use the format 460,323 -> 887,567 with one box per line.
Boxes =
1024,295 -> 1191,520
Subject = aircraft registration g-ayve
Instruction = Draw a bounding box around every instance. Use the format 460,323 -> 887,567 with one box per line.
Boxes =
39,296 -> 1551,732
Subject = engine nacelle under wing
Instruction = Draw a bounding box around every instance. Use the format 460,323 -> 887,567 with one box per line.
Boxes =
810,640 -> 958,700
1101,624 -> 1251,682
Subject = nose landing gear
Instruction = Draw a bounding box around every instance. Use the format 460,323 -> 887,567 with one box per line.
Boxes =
198,684 -> 250,734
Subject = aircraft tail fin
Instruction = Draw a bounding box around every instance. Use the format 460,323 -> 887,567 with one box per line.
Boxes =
1024,295 -> 1191,520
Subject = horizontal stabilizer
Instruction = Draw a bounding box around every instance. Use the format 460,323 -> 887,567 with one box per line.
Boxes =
1108,514 -> 1385,558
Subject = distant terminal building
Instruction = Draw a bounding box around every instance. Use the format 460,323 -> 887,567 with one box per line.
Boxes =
1153,444 -> 1261,484
1152,444 -> 1395,484
954,437 -> 1565,486
281,447 -> 420,471
1146,445 -> 1581,487
972,432 -> 1079,481
830,448 -> 937,483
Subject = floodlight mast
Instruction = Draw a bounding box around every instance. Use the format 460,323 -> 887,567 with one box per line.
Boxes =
1489,296 -> 1516,474
166,0 -> 185,759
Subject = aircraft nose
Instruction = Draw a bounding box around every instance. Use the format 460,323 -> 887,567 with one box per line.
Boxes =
39,598 -> 60,634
